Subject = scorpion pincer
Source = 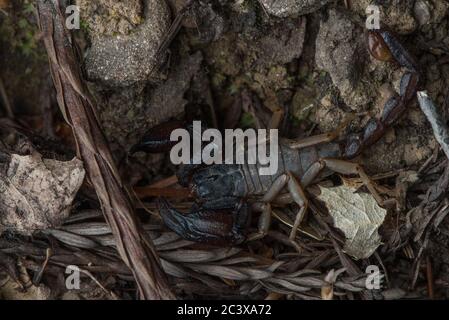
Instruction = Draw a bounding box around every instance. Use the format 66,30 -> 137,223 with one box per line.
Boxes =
132,28 -> 420,246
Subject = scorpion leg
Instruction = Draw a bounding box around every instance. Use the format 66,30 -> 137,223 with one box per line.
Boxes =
322,159 -> 382,205
248,174 -> 289,241
249,172 -> 309,241
247,202 -> 272,241
157,198 -> 249,245
287,115 -> 356,150
301,158 -> 383,205
286,172 -> 309,240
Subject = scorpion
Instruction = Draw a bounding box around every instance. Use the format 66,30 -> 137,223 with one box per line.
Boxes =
132,28 -> 420,246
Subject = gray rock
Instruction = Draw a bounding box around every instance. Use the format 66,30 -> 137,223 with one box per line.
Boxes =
193,1 -> 227,43
84,0 -> 171,86
254,18 -> 307,67
98,52 -> 204,151
315,9 -> 373,109
352,0 -> 417,35
77,0 -> 144,36
259,0 -> 331,17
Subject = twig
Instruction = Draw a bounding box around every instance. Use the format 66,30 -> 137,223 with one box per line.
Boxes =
32,248 -> 52,284
150,0 -> 195,75
79,268 -> 120,300
417,91 -> 449,160
134,186 -> 191,198
149,175 -> 179,188
256,0 -> 270,18
0,77 -> 14,118
426,255 -> 434,299
36,0 -> 174,300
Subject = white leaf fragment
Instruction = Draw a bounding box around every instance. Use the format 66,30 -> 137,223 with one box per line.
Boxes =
317,184 -> 387,259
0,153 -> 85,235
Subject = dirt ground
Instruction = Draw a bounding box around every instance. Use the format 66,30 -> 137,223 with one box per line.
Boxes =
0,0 -> 449,300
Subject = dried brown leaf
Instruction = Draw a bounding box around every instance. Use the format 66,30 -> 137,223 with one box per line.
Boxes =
0,153 -> 84,234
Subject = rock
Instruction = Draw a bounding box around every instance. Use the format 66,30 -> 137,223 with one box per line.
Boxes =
253,18 -> 307,67
352,0 -> 417,34
428,0 -> 449,24
205,17 -> 306,75
259,0 -> 331,17
292,87 -> 317,121
98,52 -> 204,151
193,1 -> 227,43
314,95 -> 346,132
379,1 -> 417,34
414,0 -> 449,28
315,9 -> 373,109
204,34 -> 242,77
77,0 -> 144,36
361,125 -> 435,173
83,0 -> 171,86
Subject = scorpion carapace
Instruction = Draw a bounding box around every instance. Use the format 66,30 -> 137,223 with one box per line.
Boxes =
132,28 -> 420,246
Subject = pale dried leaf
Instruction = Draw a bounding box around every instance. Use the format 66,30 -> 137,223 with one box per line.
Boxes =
318,185 -> 387,259
0,265 -> 51,301
0,153 -> 85,235
0,275 -> 51,300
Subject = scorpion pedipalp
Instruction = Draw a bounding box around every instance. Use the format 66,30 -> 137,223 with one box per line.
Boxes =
157,198 -> 249,245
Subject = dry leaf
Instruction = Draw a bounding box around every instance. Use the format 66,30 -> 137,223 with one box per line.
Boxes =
320,268 -> 345,300
0,0 -> 10,9
0,266 -> 51,300
318,184 -> 387,259
0,152 -> 85,234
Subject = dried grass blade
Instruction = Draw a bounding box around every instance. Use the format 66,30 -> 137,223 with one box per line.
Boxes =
36,0 -> 173,299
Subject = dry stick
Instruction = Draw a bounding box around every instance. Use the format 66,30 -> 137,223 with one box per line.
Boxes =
134,186 -> 191,199
150,0 -> 195,76
0,76 -> 14,118
417,91 -> 449,160
148,175 -> 179,188
36,0 -> 174,299
426,255 -> 434,299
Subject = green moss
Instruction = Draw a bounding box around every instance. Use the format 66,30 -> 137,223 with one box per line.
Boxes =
0,0 -> 44,59
239,112 -> 256,129
80,19 -> 90,32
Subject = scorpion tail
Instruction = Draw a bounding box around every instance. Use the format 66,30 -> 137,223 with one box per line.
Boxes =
130,120 -> 185,154
157,198 -> 247,246
343,29 -> 420,159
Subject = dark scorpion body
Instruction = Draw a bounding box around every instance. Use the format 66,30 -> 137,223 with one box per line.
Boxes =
133,28 -> 420,246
